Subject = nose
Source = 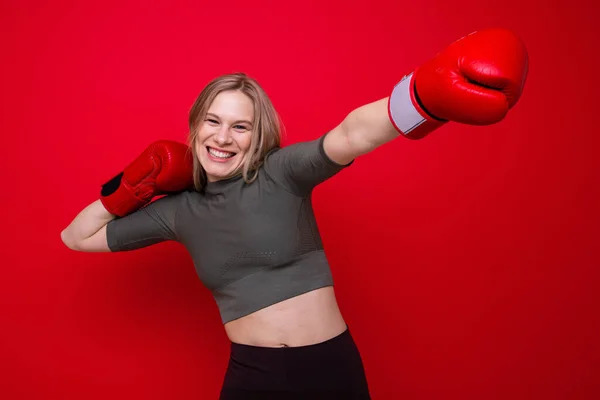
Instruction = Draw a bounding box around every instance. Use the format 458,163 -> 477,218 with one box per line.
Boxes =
214,126 -> 233,145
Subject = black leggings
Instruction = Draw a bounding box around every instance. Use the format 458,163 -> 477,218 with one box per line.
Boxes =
219,327 -> 371,399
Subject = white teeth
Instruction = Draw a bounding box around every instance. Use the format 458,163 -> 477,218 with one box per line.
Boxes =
208,147 -> 235,159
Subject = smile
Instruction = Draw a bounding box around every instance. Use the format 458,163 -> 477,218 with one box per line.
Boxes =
207,146 -> 236,160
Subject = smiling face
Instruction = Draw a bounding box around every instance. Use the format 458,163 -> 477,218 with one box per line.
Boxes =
194,90 -> 255,182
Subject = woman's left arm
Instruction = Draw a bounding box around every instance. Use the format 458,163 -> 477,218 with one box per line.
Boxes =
324,28 -> 529,166
324,97 -> 397,166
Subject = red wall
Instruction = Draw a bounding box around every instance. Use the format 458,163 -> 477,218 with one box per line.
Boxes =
2,0 -> 598,398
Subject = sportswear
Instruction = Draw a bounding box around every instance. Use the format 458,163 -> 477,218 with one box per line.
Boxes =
219,327 -> 370,399
106,133 -> 352,323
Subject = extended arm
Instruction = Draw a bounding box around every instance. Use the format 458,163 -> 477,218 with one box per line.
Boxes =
323,28 -> 529,165
324,97 -> 397,166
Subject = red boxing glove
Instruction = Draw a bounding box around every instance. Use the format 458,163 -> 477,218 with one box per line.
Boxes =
388,28 -> 529,139
100,140 -> 194,217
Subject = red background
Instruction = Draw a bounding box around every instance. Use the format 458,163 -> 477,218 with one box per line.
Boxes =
2,0 -> 599,398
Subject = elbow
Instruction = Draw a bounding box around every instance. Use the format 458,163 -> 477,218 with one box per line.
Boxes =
60,229 -> 80,251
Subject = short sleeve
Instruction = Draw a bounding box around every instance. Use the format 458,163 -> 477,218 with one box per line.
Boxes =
106,193 -> 183,252
263,132 -> 353,197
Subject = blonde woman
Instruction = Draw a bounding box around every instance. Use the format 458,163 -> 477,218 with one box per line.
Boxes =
61,28 -> 528,399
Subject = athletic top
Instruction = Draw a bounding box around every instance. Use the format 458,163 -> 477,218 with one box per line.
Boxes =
106,133 -> 352,323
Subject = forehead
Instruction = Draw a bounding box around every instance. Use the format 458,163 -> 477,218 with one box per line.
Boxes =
208,90 -> 254,121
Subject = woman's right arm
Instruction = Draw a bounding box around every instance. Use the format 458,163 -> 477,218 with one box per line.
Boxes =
61,200 -> 115,252
60,140 -> 194,253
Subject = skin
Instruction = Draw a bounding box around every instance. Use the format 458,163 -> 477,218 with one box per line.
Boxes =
195,90 -> 254,183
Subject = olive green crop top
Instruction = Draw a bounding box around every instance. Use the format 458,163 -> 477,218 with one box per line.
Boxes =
106,133 -> 352,323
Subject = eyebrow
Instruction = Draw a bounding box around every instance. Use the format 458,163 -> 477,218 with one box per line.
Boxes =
206,113 -> 253,126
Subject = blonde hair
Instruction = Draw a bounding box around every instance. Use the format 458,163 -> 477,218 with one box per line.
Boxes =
188,73 -> 283,191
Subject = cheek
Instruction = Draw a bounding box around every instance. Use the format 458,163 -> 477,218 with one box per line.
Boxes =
196,125 -> 212,140
196,127 -> 211,145
194,140 -> 202,153
238,133 -> 253,152
194,138 -> 206,159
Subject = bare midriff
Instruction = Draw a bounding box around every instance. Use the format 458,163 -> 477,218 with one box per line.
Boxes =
224,286 -> 347,348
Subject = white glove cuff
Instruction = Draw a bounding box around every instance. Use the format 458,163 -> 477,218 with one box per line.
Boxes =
388,72 -> 445,140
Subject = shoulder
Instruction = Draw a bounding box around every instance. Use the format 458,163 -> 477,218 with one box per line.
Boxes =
145,190 -> 193,213
153,190 -> 192,203
259,133 -> 352,197
263,133 -> 350,169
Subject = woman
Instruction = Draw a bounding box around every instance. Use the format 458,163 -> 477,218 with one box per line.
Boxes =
61,28 -> 528,399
